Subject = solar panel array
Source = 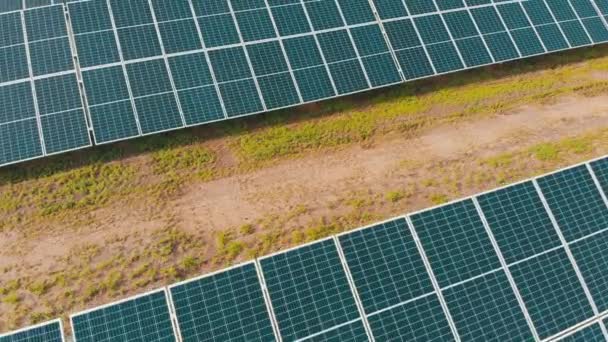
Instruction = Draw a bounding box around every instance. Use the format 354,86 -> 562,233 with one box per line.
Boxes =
3,156 -> 608,341
0,319 -> 64,342
2,0 -> 608,166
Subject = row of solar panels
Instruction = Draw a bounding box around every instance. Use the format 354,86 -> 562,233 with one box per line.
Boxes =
2,0 -> 608,166
3,155 -> 608,341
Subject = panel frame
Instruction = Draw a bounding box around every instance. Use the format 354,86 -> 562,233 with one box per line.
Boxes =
532,178 -> 608,340
472,196 -> 540,340
69,287 -> 179,342
166,260 -> 282,342
257,236 -> 364,341
0,318 -> 65,342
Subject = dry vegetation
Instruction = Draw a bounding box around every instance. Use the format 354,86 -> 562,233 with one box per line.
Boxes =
1,46 -> 608,331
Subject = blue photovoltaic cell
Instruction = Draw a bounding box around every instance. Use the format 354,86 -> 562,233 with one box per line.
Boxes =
169,262 -> 276,342
410,199 -> 501,287
260,239 -> 360,341
537,165 -> 608,242
510,248 -> 595,340
0,320 -> 63,342
71,289 -> 176,342
338,218 -> 433,314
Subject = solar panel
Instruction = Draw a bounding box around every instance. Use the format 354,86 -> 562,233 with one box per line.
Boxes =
70,288 -> 177,342
3,0 -> 608,166
536,165 -> 608,242
0,2 -> 91,166
366,293 -> 454,341
0,319 -> 64,342
168,262 -> 277,342
570,229 -> 608,313
337,218 -> 433,314
409,199 -> 502,288
258,238 -> 365,341
510,248 -> 595,339
443,269 -> 534,341
477,181 -> 562,264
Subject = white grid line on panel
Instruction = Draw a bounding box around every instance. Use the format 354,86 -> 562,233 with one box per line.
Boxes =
332,0 -> 373,89
397,0 -> 438,74
186,0 -> 229,120
263,0 -> 304,104
590,0 -> 608,31
163,286 -> 181,342
164,287 -> 184,342
404,216 -> 461,342
295,318 -> 363,342
491,2 -> 524,57
298,0 -> 340,95
515,0 -> 549,53
225,0 -> 268,112
532,179 -> 607,339
472,197 -> 541,341
582,163 -> 608,339
587,163 -> 608,210
254,260 -> 284,342
542,0 -> 574,49
64,2 -> 94,133
105,0 -> 143,137
465,2 -> 497,64
147,0 -> 187,128
332,236 -> 376,342
545,309 -> 608,341
565,0 -> 595,44
430,0 -> 468,68
365,0 -> 406,81
19,9 -> 46,156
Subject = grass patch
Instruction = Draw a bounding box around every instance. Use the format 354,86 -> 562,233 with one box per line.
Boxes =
386,190 -> 405,203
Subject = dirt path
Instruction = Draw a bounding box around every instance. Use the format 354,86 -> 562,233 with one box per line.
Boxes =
175,95 -> 608,232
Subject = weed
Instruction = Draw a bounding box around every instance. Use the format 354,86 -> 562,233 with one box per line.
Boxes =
430,194 -> 449,205
181,256 -> 200,273
103,271 -> 123,292
530,143 -> 560,161
2,292 -> 19,304
386,190 -> 405,203
239,224 -> 255,235
27,280 -> 50,296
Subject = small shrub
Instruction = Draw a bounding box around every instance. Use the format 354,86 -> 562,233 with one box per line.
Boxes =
430,194 -> 449,205
239,224 -> 255,235
2,292 -> 19,304
386,190 -> 405,203
181,256 -> 200,273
